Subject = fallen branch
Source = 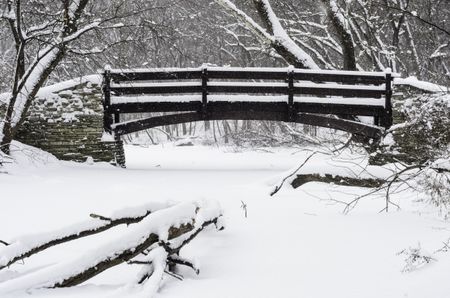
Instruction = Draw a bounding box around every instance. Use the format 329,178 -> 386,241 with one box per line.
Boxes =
167,255 -> 200,275
0,202 -> 168,270
0,200 -> 223,295
291,173 -> 384,189
54,202 -> 222,288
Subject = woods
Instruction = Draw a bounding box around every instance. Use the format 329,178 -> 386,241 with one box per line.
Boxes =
1,0 -> 449,154
0,1 -> 449,297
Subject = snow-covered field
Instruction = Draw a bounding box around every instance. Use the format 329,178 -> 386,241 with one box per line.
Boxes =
1,143 -> 449,298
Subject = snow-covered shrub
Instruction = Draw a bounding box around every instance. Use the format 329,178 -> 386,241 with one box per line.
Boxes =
397,243 -> 435,273
373,93 -> 450,165
371,93 -> 450,209
417,158 -> 450,209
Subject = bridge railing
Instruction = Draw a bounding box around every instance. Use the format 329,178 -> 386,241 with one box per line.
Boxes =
102,66 -> 397,138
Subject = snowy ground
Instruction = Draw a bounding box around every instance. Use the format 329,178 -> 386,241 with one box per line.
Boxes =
1,143 -> 450,298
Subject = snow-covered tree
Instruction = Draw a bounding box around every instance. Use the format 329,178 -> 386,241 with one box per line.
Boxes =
0,0 -> 100,154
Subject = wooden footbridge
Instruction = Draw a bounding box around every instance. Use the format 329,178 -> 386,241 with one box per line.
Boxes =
102,66 -> 395,139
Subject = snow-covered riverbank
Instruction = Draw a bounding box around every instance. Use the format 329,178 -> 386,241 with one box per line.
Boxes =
1,143 -> 449,298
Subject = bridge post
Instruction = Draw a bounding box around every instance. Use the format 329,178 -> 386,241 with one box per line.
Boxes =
114,112 -> 120,124
201,66 -> 208,119
381,68 -> 393,128
287,66 -> 295,121
102,66 -> 113,133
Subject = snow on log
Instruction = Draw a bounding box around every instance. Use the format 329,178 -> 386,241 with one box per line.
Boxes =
0,200 -> 223,295
291,173 -> 383,188
0,202 -> 169,270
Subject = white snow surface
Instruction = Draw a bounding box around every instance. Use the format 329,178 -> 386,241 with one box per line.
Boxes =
395,77 -> 449,93
1,142 -> 450,298
0,75 -> 101,107
110,65 -> 395,77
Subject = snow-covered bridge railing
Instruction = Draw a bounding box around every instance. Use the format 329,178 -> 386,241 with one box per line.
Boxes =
102,66 -> 397,139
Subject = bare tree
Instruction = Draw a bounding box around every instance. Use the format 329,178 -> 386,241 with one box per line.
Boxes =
0,0 -> 100,154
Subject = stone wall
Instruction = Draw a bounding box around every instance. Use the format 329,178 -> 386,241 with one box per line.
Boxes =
10,75 -> 125,166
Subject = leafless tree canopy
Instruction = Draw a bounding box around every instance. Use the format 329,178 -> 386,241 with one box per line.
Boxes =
0,0 -> 448,153
1,0 -> 448,93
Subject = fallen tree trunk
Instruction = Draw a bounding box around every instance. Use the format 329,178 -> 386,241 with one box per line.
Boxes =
291,173 -> 384,188
0,200 -> 223,295
270,151 -> 393,197
0,202 -> 168,270
54,221 -> 194,288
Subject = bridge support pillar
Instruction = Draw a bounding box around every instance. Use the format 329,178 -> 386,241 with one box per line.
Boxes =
13,75 -> 126,166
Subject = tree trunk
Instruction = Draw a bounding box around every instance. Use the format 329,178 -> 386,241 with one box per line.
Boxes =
320,0 -> 357,70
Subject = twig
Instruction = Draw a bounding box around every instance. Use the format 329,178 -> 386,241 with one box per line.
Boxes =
0,240 -> 9,246
89,213 -> 112,221
127,260 -> 152,265
160,218 -> 219,255
168,256 -> 200,275
164,270 -> 183,281
270,151 -> 318,196
240,200 -> 248,218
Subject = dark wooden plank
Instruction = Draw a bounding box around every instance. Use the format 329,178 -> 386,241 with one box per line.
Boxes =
202,69 -> 386,84
111,84 -> 384,97
381,73 -> 393,128
208,85 -> 287,94
113,112 -> 203,135
102,70 -> 113,133
294,113 -> 382,139
207,101 -> 288,113
210,110 -> 289,121
109,100 -> 385,116
111,101 -> 288,114
110,85 -> 202,95
293,72 -> 386,85
294,86 -> 384,98
109,102 -> 202,113
110,70 -> 202,82
294,102 -> 386,116
207,69 -> 287,80
201,68 -> 208,117
109,68 -> 386,85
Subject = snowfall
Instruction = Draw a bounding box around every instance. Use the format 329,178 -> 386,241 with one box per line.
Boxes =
1,141 -> 450,298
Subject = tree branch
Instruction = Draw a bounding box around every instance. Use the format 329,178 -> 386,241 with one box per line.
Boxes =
0,204 -> 163,270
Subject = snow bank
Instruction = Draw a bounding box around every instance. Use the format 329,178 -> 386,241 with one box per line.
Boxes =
5,141 -> 58,169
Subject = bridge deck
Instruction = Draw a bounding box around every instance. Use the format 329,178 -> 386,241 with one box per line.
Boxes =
102,67 -> 396,139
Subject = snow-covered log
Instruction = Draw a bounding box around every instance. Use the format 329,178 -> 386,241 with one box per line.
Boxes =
269,151 -> 398,196
0,202 -> 169,270
0,200 -> 223,295
291,173 -> 383,189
